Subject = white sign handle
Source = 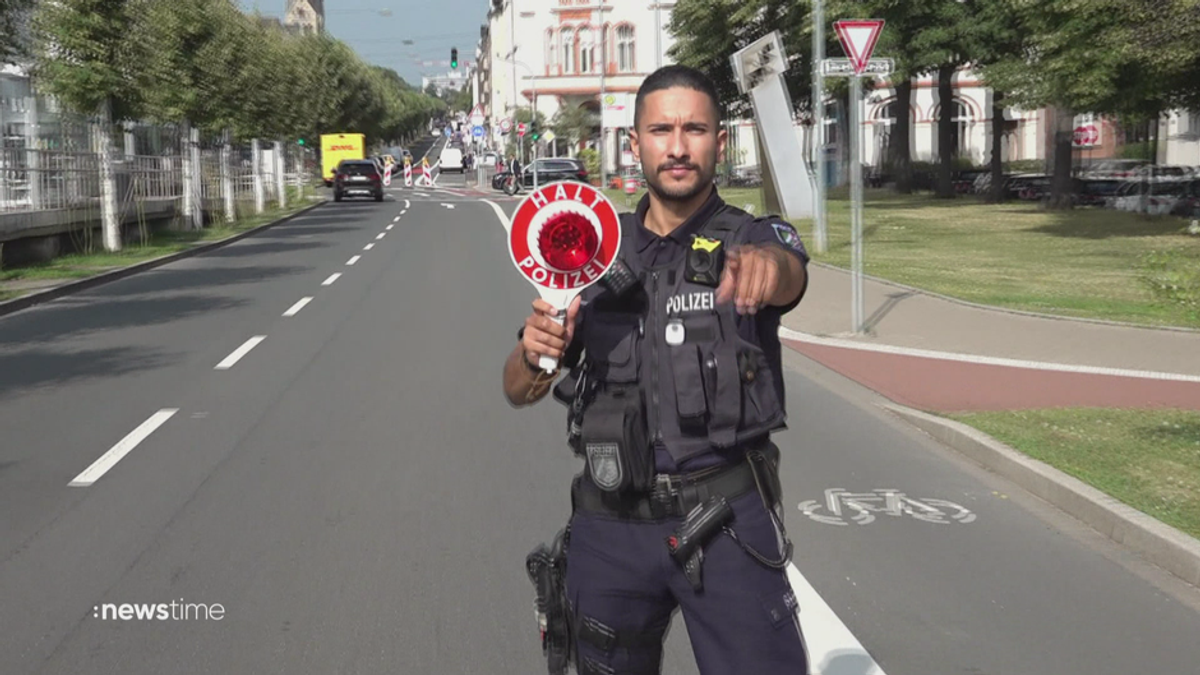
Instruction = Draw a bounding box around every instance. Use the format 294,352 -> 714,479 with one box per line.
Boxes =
536,287 -> 576,373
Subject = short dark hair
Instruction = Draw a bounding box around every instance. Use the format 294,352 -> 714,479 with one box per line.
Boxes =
633,65 -> 722,130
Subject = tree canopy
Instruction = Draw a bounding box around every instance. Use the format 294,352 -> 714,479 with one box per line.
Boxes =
28,0 -> 442,145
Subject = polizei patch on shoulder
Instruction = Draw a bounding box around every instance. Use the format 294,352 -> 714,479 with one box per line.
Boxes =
771,222 -> 804,251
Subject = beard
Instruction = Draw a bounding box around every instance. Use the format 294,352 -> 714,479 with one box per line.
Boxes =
643,155 -> 716,203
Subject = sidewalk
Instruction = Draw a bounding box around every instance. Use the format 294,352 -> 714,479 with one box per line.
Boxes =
782,264 -> 1200,411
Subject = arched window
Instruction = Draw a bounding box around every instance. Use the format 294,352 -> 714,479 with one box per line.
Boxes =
952,100 -> 971,157
578,28 -> 594,74
616,25 -> 635,73
561,28 -> 574,74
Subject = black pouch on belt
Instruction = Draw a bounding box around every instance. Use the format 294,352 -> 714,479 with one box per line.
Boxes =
580,388 -> 653,494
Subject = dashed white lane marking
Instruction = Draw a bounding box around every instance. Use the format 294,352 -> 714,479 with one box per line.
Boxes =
69,409 -> 179,487
787,563 -> 887,675
364,243 -> 375,250
484,199 -> 511,233
393,216 -> 401,222
440,203 -> 455,209
215,336 -> 266,370
322,273 -> 341,286
386,224 -> 394,230
376,232 -> 386,240
282,297 -> 313,317
346,255 -> 361,266
404,199 -> 410,208
778,327 -> 1200,382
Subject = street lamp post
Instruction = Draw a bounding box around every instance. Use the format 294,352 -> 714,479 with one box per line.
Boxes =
510,0 -> 520,165
596,0 -> 607,189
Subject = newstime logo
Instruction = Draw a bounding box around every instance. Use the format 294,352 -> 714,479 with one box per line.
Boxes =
93,600 -> 225,621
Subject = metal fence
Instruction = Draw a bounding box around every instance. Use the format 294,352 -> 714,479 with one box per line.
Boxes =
1,94 -> 313,245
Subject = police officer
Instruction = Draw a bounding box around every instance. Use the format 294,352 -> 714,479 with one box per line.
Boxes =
503,65 -> 810,674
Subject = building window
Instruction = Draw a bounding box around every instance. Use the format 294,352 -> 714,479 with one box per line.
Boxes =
617,25 -> 634,73
578,28 -> 593,74
951,100 -> 971,158
561,28 -> 574,73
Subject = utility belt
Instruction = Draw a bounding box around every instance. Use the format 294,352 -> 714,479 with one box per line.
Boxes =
571,441 -> 779,520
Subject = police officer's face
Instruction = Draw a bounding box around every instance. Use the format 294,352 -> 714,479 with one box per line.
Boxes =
630,88 -> 727,203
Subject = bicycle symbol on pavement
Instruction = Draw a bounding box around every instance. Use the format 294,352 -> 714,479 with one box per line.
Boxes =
797,488 -> 977,526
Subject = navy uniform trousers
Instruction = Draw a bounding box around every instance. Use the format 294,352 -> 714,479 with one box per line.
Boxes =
564,484 -> 809,674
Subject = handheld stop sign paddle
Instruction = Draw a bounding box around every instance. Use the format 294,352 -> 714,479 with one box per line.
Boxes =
508,181 -> 622,373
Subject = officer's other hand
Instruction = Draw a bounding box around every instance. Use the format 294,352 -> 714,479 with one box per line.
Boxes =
522,296 -> 582,367
715,245 -> 783,315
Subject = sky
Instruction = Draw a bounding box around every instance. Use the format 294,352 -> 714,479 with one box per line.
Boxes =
241,0 -> 488,87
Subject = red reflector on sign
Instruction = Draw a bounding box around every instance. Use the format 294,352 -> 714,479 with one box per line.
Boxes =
539,212 -> 598,272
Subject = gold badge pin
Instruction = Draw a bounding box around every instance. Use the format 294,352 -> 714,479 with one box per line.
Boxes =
692,236 -> 721,253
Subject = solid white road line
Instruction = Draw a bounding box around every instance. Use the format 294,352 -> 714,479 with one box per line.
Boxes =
346,255 -> 361,265
364,243 -> 375,250
215,336 -> 266,370
778,327 -> 1200,382
484,199 -> 510,233
322,273 -> 341,286
69,409 -> 180,487
788,563 -> 887,675
282,297 -> 313,317
376,232 -> 386,240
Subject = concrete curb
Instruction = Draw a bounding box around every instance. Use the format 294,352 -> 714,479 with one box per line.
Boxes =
884,403 -> 1200,588
809,260 -> 1200,335
0,200 -> 326,319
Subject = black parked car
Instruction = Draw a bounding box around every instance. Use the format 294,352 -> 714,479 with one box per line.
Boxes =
493,158 -> 589,192
333,160 -> 384,202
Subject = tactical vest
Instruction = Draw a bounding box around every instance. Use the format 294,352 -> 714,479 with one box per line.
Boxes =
557,207 -> 788,466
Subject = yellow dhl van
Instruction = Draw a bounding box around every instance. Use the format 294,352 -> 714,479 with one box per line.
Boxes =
320,133 -> 366,186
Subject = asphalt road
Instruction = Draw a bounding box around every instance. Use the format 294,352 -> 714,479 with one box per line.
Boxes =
1,181 -> 1199,675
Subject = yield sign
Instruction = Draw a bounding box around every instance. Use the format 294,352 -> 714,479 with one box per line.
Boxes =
468,103 -> 486,119
834,20 -> 885,75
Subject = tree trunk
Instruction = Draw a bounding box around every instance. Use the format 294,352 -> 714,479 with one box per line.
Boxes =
936,64 -> 956,198
1049,106 -> 1075,210
892,78 -> 913,194
99,99 -> 121,252
989,91 -> 1006,203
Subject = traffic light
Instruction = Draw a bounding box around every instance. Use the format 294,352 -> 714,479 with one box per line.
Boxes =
450,48 -> 458,70
297,138 -> 306,146
530,120 -> 540,141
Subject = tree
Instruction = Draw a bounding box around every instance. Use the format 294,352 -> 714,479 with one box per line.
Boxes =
979,0 -> 1193,208
31,0 -> 146,121
513,106 -> 548,160
827,0 -> 942,194
32,0 -> 149,251
668,0 -> 811,120
551,103 -> 599,153
908,0 -> 976,198
0,0 -> 35,65
961,0 -> 1025,203
425,82 -> 439,98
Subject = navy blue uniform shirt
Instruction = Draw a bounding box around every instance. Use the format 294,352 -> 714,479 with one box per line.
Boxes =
629,188 -> 809,473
